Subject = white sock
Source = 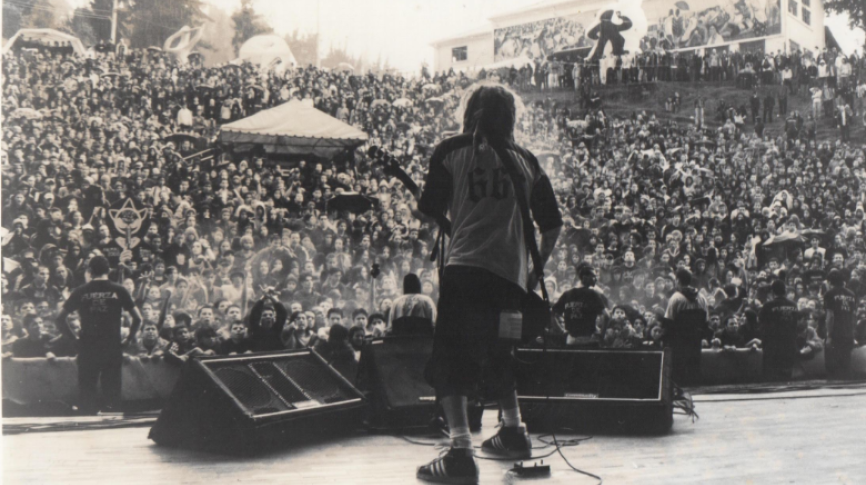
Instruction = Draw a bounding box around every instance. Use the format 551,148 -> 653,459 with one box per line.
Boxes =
502,406 -> 522,428
449,426 -> 472,449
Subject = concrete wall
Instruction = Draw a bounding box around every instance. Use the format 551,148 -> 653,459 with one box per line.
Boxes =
432,0 -> 826,70
432,33 -> 494,73
784,0 -> 824,55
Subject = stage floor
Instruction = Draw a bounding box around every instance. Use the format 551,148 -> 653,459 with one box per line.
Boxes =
4,388 -> 866,485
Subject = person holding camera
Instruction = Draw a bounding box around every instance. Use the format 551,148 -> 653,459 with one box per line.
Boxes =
247,293 -> 287,352
415,85 -> 562,484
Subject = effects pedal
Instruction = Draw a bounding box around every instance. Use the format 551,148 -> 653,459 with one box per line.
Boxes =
510,460 -> 551,479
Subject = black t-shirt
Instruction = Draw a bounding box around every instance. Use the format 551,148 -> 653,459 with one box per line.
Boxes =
12,336 -> 51,358
554,287 -> 608,337
63,279 -> 136,347
823,286 -> 857,342
758,297 -> 799,341
219,338 -> 252,355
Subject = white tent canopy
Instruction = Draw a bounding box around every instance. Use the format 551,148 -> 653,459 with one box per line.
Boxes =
236,34 -> 297,70
219,100 -> 368,158
2,29 -> 85,56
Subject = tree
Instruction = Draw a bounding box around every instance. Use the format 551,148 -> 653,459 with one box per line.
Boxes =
200,5 -> 235,65
3,3 -> 27,38
88,0 -> 114,42
2,0 -> 70,37
122,0 -> 207,48
285,29 -> 318,67
320,44 -> 362,71
68,8 -> 99,46
25,0 -> 66,29
231,0 -> 272,53
824,0 -> 866,48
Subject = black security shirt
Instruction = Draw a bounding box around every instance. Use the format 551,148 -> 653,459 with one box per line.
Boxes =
63,279 -> 136,347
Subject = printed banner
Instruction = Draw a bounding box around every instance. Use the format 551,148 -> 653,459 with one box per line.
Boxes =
492,0 -> 783,62
494,14 -> 596,62
641,0 -> 782,50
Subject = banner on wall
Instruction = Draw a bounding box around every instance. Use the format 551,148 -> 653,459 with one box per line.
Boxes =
493,0 -> 782,62
587,0 -> 650,61
640,0 -> 782,51
493,14 -> 596,62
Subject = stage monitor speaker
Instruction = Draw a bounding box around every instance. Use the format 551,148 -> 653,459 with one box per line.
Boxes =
149,349 -> 366,453
358,337 -> 437,429
516,347 -> 673,435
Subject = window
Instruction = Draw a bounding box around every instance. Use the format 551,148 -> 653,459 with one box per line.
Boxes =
802,8 -> 811,25
740,40 -> 766,56
801,0 -> 810,7
788,0 -> 797,16
452,46 -> 467,62
790,40 -> 800,52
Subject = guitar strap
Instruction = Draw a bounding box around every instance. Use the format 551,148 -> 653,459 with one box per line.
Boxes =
490,142 -> 550,304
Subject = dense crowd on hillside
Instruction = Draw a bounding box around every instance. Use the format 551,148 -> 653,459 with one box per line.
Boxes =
1,42 -> 864,385
488,45 -> 866,93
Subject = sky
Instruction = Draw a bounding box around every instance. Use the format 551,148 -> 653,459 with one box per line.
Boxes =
204,0 -> 534,72
73,0 -> 865,71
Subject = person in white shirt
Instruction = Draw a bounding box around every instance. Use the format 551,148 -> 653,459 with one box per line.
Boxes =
388,273 -> 437,336
810,86 -> 823,119
177,105 -> 193,128
803,237 -> 825,263
856,81 -> 866,116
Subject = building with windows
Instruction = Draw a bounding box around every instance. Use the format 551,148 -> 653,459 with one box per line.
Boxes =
430,0 -> 828,73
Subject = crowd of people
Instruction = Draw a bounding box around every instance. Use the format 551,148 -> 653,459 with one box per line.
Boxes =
488,45 -> 866,95
2,39 -> 865,392
0,44 -> 466,371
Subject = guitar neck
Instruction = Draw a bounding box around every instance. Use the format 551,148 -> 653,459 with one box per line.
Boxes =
392,169 -> 420,200
370,145 -> 451,234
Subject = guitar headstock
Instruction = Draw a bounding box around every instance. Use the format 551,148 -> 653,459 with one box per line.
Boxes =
367,145 -> 402,177
366,145 -> 420,196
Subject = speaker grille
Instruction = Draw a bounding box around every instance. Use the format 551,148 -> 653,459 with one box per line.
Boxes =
373,340 -> 435,408
213,366 -> 290,415
275,358 -> 355,404
252,362 -> 309,404
518,350 -> 664,400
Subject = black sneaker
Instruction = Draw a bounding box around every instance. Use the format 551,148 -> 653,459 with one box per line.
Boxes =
416,448 -> 479,485
480,424 -> 532,458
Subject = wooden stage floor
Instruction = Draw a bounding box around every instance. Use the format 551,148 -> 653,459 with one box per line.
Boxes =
4,388 -> 866,485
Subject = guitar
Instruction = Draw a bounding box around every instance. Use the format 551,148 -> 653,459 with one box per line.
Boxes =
367,146 -> 421,198
367,145 -> 451,236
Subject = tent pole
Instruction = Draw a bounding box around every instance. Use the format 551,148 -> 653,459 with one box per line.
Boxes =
111,0 -> 119,44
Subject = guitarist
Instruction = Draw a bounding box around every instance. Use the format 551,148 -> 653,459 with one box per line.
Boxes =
414,85 -> 562,485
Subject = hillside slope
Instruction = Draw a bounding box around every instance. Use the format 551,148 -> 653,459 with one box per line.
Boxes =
519,81 -> 864,142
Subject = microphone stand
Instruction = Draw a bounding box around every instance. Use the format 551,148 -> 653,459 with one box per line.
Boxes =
370,263 -> 381,314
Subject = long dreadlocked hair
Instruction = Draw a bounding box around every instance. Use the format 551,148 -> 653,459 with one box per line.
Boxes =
461,84 -> 517,153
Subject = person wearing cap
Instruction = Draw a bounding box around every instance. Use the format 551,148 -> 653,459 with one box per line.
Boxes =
758,280 -> 800,380
553,264 -> 609,347
663,268 -> 711,386
823,269 -> 858,379
54,256 -> 142,414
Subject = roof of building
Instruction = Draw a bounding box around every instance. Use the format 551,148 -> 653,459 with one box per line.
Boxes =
430,25 -> 494,46
489,0 -> 585,21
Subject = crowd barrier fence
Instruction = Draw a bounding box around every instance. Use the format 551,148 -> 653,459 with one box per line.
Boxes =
3,348 -> 865,407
